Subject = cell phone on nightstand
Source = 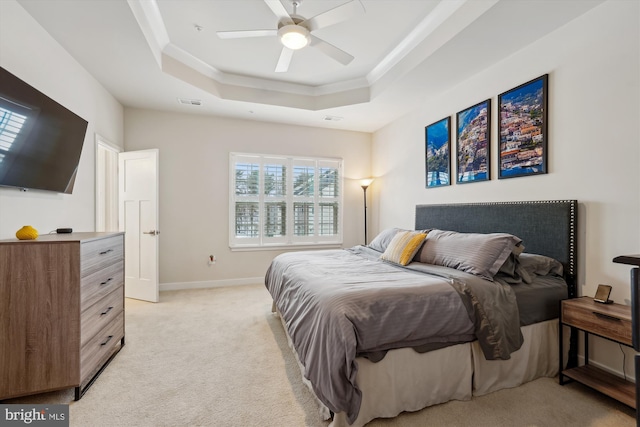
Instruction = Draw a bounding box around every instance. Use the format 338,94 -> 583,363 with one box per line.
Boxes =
594,284 -> 613,304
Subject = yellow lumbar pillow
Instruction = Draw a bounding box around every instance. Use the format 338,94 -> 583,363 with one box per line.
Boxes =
380,230 -> 428,266
16,225 -> 39,240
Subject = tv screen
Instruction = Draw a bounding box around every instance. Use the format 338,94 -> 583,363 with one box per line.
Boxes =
0,67 -> 88,194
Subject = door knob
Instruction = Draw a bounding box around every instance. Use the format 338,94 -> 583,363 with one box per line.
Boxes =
143,230 -> 160,236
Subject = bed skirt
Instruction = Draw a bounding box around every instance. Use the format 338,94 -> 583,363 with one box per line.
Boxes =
276,311 -> 558,427
330,343 -> 473,427
472,318 -> 558,396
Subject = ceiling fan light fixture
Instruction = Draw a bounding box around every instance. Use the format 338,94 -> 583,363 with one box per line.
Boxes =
278,25 -> 310,50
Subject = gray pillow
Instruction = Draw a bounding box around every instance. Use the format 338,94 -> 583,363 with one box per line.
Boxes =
497,252 -> 563,284
496,253 -> 532,284
415,229 -> 522,281
368,228 -> 403,253
519,253 -> 564,277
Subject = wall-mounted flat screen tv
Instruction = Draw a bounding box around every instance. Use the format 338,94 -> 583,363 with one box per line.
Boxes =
0,66 -> 88,194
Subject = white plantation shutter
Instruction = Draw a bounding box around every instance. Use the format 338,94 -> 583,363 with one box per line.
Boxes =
233,155 -> 260,244
318,160 -> 340,237
263,157 -> 287,244
229,153 -> 343,249
292,159 -> 315,240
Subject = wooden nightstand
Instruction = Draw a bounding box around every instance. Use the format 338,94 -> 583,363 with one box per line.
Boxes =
559,296 -> 635,408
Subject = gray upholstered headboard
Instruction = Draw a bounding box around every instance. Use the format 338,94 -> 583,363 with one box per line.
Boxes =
415,200 -> 578,298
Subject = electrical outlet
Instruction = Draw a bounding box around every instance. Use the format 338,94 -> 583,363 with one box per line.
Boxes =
208,255 -> 216,266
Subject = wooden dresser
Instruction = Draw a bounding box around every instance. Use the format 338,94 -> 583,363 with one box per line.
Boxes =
0,232 -> 125,400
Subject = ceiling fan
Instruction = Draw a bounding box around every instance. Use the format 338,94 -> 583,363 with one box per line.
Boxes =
216,0 -> 365,73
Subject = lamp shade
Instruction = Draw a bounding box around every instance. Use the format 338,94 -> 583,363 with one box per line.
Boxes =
278,25 -> 310,50
360,178 -> 374,188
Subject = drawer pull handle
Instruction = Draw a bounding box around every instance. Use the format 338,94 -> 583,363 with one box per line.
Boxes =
100,277 -> 113,286
99,249 -> 114,255
101,306 -> 114,316
100,335 -> 114,346
593,312 -> 621,321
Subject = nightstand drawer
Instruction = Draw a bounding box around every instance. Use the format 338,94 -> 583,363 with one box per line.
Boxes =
562,298 -> 632,345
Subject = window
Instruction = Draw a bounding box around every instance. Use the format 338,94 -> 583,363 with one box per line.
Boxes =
230,153 -> 343,249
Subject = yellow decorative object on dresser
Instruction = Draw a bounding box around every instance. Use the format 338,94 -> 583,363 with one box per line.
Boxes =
16,225 -> 38,240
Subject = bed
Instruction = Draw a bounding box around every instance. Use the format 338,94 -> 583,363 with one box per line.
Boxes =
265,200 -> 578,427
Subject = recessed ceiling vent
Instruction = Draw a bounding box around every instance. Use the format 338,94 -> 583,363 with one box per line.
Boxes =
177,98 -> 202,106
323,115 -> 343,121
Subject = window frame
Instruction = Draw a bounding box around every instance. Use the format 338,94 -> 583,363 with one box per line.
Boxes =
229,152 -> 343,250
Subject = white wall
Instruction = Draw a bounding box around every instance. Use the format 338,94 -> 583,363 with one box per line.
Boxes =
124,108 -> 371,286
0,0 -> 124,239
372,0 -> 639,375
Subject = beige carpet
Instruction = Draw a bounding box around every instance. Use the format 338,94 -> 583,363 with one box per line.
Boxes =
5,284 -> 636,426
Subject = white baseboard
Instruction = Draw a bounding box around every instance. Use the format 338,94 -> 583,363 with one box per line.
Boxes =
160,277 -> 263,291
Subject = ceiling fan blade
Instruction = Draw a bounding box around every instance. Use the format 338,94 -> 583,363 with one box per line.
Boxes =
309,35 -> 354,66
301,0 -> 365,32
275,47 -> 294,73
217,29 -> 278,39
264,0 -> 294,25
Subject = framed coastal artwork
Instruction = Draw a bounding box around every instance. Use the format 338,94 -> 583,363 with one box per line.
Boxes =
456,99 -> 491,183
425,116 -> 451,188
498,74 -> 548,179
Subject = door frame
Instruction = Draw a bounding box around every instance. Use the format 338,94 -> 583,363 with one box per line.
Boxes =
95,134 -> 121,232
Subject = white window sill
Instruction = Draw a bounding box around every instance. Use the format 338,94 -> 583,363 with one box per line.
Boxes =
229,243 -> 343,252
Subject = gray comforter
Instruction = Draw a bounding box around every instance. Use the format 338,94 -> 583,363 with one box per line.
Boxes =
264,246 -> 523,424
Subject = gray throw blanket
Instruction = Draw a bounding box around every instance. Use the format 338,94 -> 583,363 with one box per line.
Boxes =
265,246 -> 523,424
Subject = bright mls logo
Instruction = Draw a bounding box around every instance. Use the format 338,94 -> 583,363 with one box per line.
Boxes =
1,405 -> 68,426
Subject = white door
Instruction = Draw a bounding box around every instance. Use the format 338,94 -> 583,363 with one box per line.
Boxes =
119,149 -> 159,302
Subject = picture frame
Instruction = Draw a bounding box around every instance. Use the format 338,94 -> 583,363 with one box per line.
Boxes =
498,74 -> 548,179
425,116 -> 451,188
456,99 -> 491,183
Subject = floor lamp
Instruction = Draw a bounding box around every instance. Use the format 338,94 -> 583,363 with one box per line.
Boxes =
360,178 -> 374,245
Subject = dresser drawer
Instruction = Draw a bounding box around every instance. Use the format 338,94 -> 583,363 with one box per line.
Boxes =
562,299 -> 632,345
81,235 -> 124,278
80,312 -> 124,384
81,260 -> 124,311
81,286 -> 124,347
